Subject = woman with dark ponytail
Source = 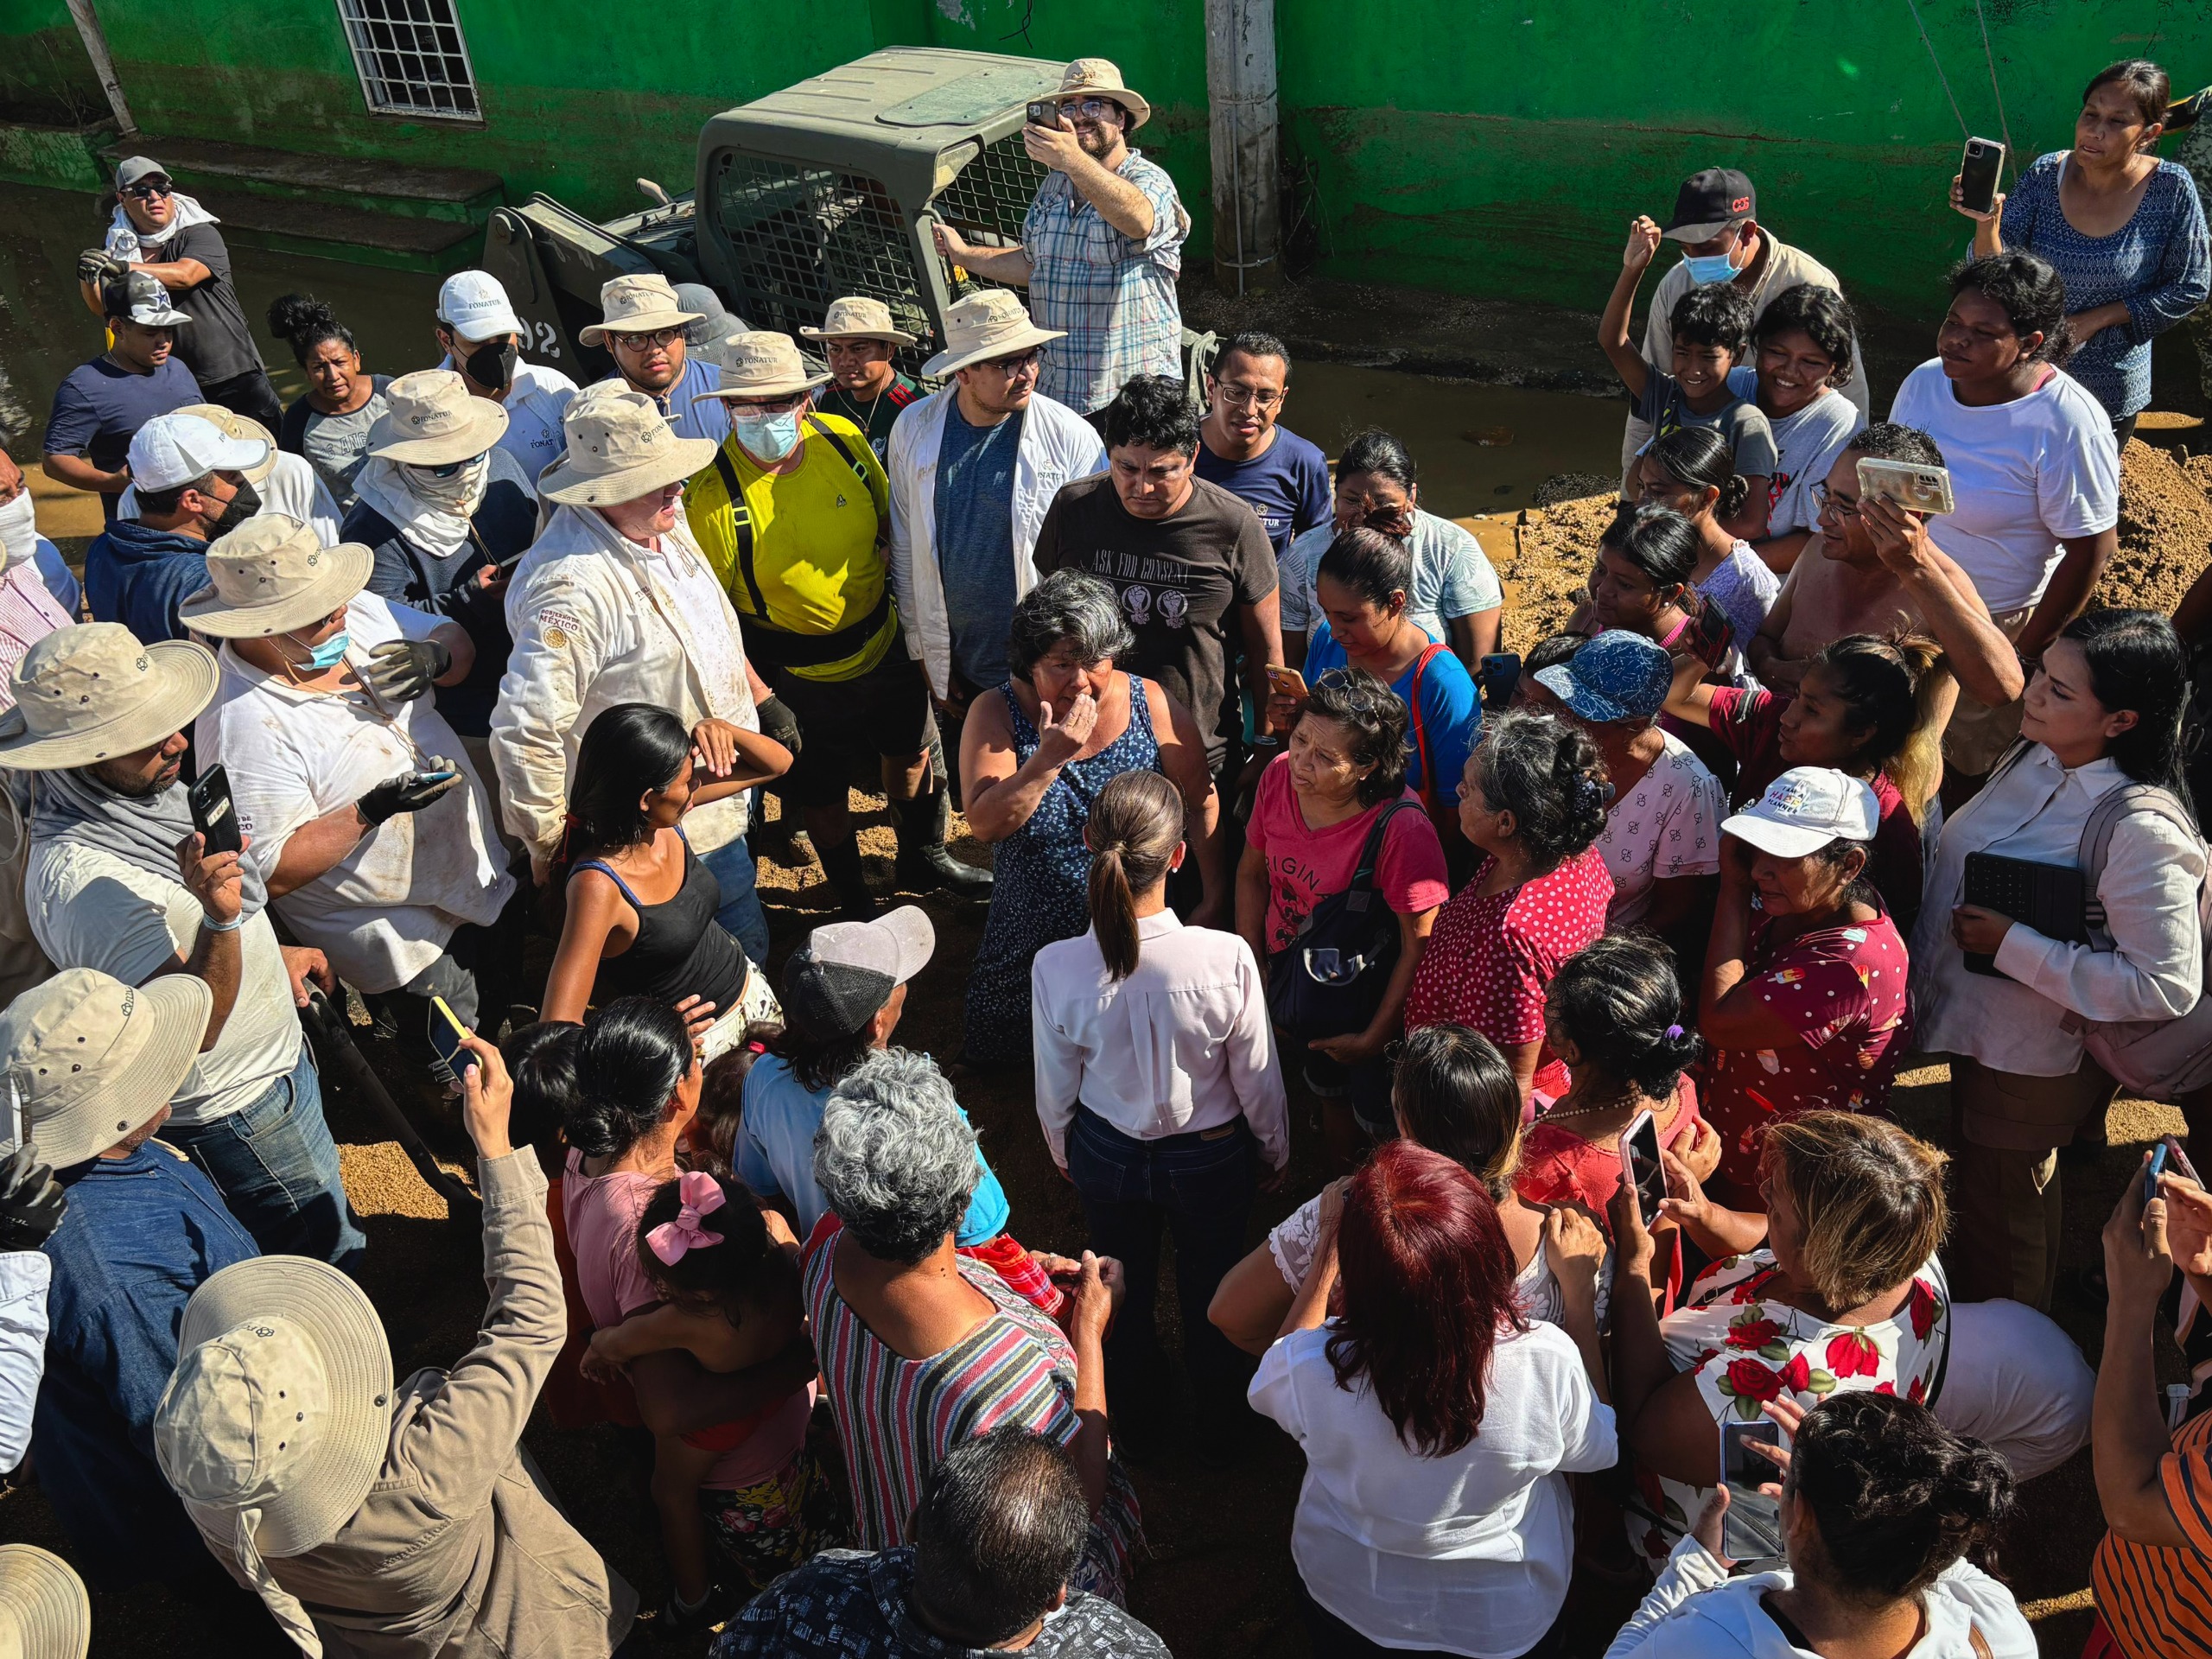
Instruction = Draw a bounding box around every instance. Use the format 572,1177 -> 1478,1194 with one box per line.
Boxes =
1033,769 -> 1287,1443
1635,425 -> 1780,651
266,292 -> 389,511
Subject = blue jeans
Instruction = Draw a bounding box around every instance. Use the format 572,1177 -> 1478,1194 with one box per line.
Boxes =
699,835 -> 772,966
1065,1106 -> 1255,1431
163,1046 -> 367,1275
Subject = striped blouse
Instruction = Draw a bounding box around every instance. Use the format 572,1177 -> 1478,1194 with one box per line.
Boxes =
801,1217 -> 1143,1600
2093,1408 -> 2212,1657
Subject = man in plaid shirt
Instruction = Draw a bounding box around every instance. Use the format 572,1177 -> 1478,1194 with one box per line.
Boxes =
933,59 -> 1189,416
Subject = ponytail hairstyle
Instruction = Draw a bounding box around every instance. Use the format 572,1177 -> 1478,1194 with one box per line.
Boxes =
1315,524 -> 1414,615
1599,502 -> 1700,599
1467,708 -> 1611,867
2083,59 -> 2171,143
1808,631 -> 1948,825
567,996 -> 694,1160
1390,1025 -> 1526,1202
1083,770 -> 1185,981
1337,428 -> 1419,496
2063,608 -> 2197,821
632,1171 -> 798,1326
1645,425 -> 1751,523
1546,933 -> 1702,1102
265,293 -> 357,366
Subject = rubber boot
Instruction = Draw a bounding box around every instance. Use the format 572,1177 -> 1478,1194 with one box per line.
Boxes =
816,834 -> 880,922
893,784 -> 993,899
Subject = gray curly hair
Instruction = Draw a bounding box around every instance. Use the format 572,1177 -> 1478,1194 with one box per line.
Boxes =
813,1047 -> 982,1265
1007,569 -> 1135,682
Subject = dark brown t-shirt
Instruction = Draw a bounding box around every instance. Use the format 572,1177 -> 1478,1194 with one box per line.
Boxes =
1031,473 -> 1276,772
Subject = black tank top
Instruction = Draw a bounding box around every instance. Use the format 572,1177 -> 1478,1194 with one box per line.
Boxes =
572,830 -> 748,1015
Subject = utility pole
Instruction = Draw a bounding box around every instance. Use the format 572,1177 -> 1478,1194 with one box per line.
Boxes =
1205,0 -> 1280,295
63,0 -> 137,138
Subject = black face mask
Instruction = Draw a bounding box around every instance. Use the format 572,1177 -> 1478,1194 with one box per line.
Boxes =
462,338 -> 518,394
209,477 -> 260,537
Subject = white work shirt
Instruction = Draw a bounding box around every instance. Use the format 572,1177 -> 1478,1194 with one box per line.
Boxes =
1250,1319 -> 1617,1659
1280,510 -> 1503,645
442,358 -> 578,485
0,1250 -> 48,1472
1887,360 -> 2119,615
118,452 -> 343,548
1912,747 -> 2205,1076
195,594 -> 515,994
1030,911 -> 1287,1172
26,839 -> 301,1126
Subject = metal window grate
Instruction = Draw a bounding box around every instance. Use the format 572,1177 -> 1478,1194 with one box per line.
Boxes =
931,130 -> 1047,292
334,0 -> 481,121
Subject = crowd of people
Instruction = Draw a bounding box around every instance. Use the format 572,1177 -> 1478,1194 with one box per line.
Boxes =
6,45 -> 2212,1659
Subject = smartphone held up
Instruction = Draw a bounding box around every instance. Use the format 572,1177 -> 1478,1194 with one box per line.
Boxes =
1957,137 -> 2006,216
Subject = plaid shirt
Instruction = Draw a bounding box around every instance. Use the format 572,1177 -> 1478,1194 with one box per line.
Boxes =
1022,149 -> 1187,414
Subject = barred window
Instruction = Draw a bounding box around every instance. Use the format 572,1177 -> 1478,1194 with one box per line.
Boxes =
334,0 -> 481,121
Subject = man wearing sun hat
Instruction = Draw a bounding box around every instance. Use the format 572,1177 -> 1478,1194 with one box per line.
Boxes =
0,623 -> 366,1272
495,385 -> 788,961
431,269 -> 580,481
185,513 -> 520,1071
803,296 -> 924,461
116,401 -> 344,546
156,1034 -> 640,1656
0,1545 -> 90,1659
4,967 -> 260,1590
693,331 -> 963,917
345,368 -> 535,738
931,59 -> 1190,416
584,272 -> 730,446
81,408 -> 268,643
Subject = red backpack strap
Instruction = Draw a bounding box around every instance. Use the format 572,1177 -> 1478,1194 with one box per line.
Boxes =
1407,642 -> 1452,818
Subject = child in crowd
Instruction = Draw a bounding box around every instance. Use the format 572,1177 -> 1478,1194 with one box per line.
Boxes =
1601,215 -> 1777,511
683,1032 -> 779,1182
1726,283 -> 1867,573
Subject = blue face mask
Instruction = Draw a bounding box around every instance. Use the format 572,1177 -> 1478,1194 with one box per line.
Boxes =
296,630 -> 351,671
734,410 -> 802,462
1681,241 -> 1742,286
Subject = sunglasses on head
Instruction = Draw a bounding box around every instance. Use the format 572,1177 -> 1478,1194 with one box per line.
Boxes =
123,181 -> 173,200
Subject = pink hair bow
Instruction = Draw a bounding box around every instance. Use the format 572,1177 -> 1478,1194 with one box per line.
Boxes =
645,1170 -> 727,1265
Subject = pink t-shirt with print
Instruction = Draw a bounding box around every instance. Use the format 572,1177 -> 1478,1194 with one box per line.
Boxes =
1244,757 -> 1452,957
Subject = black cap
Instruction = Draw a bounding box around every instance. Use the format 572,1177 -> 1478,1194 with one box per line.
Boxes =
1662,168 -> 1758,242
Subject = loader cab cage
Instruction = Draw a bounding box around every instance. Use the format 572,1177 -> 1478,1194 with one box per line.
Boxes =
695,48 -> 1068,382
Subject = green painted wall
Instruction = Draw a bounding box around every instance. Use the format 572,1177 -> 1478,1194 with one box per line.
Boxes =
0,0 -> 110,127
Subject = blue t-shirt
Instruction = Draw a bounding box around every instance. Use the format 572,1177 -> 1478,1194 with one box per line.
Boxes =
1194,423 -> 1332,558
932,399 -> 1025,692
43,355 -> 202,523
1304,619 -> 1481,804
734,1053 -> 1012,1246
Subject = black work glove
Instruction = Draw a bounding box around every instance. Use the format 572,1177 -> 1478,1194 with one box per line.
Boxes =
361,639 -> 453,704
755,694 -> 802,758
0,1147 -> 64,1252
357,764 -> 464,826
76,248 -> 127,288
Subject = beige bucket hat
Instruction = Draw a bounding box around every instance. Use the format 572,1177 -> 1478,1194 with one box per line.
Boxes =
174,404 -> 280,487
799,296 -> 918,347
698,331 -> 833,403
1,967 -> 212,1166
364,369 -> 510,467
1051,57 -> 1150,128
921,289 -> 1066,378
156,1256 -> 395,1579
0,1546 -> 90,1659
581,272 -> 704,346
179,515 -> 376,640
538,385 -> 719,506
0,624 -> 217,771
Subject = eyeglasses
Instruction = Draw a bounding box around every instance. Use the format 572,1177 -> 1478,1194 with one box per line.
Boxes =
1809,480 -> 1860,521
728,393 -> 809,414
418,459 -> 474,478
1215,382 -> 1283,411
978,349 -> 1041,377
1053,97 -> 1123,121
612,327 -> 685,352
122,181 -> 173,200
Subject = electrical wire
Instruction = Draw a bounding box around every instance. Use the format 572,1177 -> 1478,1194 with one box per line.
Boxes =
1903,0 -> 1971,140
1972,0 -> 2017,186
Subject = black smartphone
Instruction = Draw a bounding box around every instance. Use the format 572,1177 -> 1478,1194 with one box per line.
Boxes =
1480,652 -> 1522,710
1027,100 -> 1063,127
187,764 -> 243,856
428,995 -> 476,1083
1622,1109 -> 1665,1218
1959,137 -> 2006,215
1720,1420 -> 1788,1560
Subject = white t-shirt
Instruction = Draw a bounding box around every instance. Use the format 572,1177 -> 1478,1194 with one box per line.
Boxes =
1598,732 -> 1726,926
1249,1319 -> 1616,1658
1726,368 -> 1864,535
26,840 -> 302,1126
1887,360 -> 2119,614
196,594 -> 515,994
1281,509 -> 1503,644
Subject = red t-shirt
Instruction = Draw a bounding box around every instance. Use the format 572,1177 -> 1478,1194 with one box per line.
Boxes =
1244,758 -> 1452,957
1518,1074 -> 1702,1306
1695,906 -> 1914,1193
1703,684 -> 1924,932
1403,844 -> 1613,1095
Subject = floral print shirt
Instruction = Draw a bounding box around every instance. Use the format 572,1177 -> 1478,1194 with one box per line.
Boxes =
1629,1249 -> 1951,1566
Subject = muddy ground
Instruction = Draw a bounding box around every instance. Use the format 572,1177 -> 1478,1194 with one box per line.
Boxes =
13,440 -> 2212,1656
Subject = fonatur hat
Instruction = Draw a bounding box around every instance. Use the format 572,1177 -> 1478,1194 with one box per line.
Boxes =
697,332 -> 833,402
0,1545 -> 91,1659
125,411 -> 266,496
538,385 -> 718,506
0,967 -> 212,1167
365,369 -> 509,467
581,272 -> 704,346
0,623 -> 217,771
919,289 -> 1065,378
1050,57 -> 1151,128
1720,766 -> 1879,859
173,404 -> 280,487
799,296 -> 918,347
178,514 -> 375,639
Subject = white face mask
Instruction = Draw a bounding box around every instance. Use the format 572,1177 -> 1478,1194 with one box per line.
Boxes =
404,452 -> 493,517
0,491 -> 39,569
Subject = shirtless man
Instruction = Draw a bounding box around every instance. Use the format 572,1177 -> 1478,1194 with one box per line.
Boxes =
1750,423 -> 2024,745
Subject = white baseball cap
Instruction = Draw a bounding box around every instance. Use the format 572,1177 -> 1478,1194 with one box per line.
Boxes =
436,270 -> 522,344
1720,766 -> 1880,859
125,412 -> 272,495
